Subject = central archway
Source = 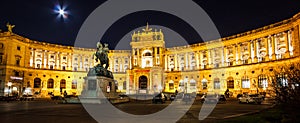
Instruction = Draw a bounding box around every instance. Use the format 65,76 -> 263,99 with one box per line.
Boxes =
139,76 -> 148,89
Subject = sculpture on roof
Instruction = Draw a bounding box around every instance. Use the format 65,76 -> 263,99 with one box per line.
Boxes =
6,22 -> 15,33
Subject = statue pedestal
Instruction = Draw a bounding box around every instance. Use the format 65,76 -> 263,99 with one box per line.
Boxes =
80,76 -> 117,104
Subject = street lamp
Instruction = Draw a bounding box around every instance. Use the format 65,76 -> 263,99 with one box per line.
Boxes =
7,82 -> 12,97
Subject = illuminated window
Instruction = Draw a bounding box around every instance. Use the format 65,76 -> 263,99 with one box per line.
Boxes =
60,79 -> 66,89
47,79 -> 54,88
258,75 -> 268,88
227,77 -> 234,89
277,74 -> 288,87
214,78 -> 220,89
242,77 -> 250,88
72,81 -> 77,89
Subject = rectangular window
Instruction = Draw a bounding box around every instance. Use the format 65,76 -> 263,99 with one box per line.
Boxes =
62,66 -> 66,70
214,81 -> 220,89
17,46 -> 20,51
242,79 -> 250,88
72,81 -> 77,89
202,82 -> 207,89
227,80 -> 234,89
16,59 -> 20,66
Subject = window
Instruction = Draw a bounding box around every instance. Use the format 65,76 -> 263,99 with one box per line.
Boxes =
123,81 -> 126,90
47,79 -> 54,88
34,78 -> 41,88
242,77 -> 250,88
227,77 -> 234,89
277,74 -> 288,87
202,79 -> 208,89
71,81 -> 77,89
62,66 -> 66,70
51,55 -> 54,59
14,71 -> 20,76
190,80 -> 196,90
17,46 -> 20,51
15,57 -> 21,66
63,57 -> 66,60
37,64 -> 41,68
258,75 -> 268,88
169,80 -> 174,90
74,67 -> 77,71
214,78 -> 220,89
50,65 -> 54,70
60,79 -> 66,89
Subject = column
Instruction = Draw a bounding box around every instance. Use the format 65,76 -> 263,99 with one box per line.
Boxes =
32,49 -> 36,67
292,26 -> 300,56
237,43 -> 241,65
271,35 -> 276,60
174,54 -> 178,71
68,53 -> 72,70
199,51 -> 202,69
111,57 -> 114,72
247,42 -> 252,63
253,40 -> 258,63
154,47 -> 157,65
164,55 -> 168,71
42,50 -> 45,68
265,37 -> 270,61
232,45 -> 236,65
207,49 -> 212,68
185,53 -> 188,70
129,56 -> 132,69
284,31 -> 290,58
223,47 -> 227,66
221,47 -> 225,67
196,51 -> 199,69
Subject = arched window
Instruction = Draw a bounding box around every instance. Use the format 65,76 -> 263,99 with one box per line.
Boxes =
60,79 -> 66,89
214,78 -> 220,89
258,75 -> 268,88
227,77 -> 234,89
34,78 -> 41,88
47,78 -> 54,88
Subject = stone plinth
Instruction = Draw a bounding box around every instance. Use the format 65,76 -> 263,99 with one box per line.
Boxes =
80,76 -> 117,104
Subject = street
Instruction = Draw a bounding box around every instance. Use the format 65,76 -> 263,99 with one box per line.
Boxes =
0,98 -> 273,123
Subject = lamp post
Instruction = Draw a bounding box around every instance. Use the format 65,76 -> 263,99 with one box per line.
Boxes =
7,82 -> 12,97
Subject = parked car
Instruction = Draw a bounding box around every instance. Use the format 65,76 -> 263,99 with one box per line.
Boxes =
238,94 -> 263,104
170,94 -> 176,101
200,94 -> 226,103
152,93 -> 166,104
20,95 -> 34,101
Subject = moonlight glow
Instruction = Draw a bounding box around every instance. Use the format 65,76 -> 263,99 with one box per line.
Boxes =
54,4 -> 69,19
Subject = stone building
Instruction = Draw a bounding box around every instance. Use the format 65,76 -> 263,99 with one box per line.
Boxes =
1,12 -> 300,97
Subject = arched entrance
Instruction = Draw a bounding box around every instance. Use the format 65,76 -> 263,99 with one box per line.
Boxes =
139,76 -> 148,89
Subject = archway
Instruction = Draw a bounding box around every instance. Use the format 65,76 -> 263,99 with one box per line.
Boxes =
139,76 -> 148,89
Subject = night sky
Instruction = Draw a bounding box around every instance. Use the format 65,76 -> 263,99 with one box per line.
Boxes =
1,0 -> 300,49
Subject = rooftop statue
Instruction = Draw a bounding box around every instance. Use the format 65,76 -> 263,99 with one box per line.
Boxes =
89,42 -> 113,79
6,22 -> 15,33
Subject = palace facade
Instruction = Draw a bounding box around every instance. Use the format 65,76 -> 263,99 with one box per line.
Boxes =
1,12 -> 300,97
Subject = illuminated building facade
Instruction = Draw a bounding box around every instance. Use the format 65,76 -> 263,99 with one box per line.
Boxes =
1,12 -> 300,97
